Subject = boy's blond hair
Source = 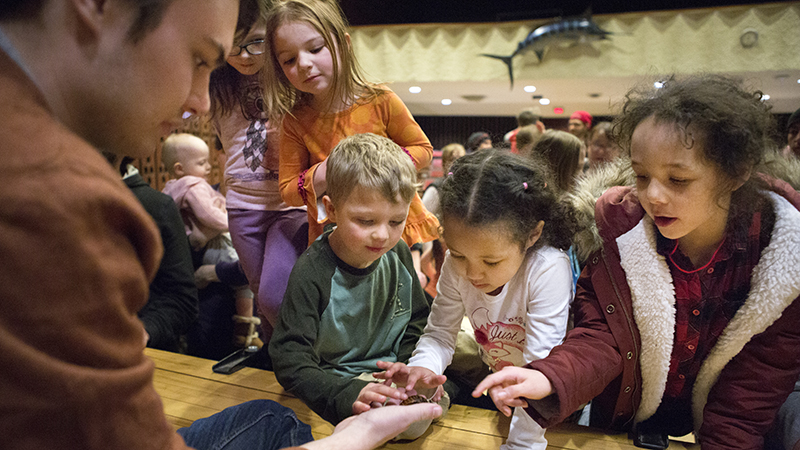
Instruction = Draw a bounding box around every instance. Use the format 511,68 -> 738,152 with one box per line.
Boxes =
161,133 -> 208,176
326,133 -> 418,206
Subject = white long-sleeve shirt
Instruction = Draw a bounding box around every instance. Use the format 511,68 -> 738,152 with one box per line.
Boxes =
409,245 -> 573,450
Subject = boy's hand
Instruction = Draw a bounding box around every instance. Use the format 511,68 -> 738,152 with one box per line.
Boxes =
471,367 -> 554,417
353,381 -> 408,415
374,361 -> 446,391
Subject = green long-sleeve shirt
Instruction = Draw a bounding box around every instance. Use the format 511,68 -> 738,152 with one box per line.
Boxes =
269,230 -> 430,424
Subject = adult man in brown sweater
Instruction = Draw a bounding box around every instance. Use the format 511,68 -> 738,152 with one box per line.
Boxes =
0,1 -> 440,449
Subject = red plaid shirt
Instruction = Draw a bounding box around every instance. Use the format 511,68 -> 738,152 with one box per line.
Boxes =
655,198 -> 775,403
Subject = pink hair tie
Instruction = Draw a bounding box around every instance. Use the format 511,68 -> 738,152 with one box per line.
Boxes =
523,182 -> 528,190
447,172 -> 453,176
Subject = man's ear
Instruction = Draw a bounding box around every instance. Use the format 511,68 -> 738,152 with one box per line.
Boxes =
71,0 -> 108,35
322,195 -> 336,223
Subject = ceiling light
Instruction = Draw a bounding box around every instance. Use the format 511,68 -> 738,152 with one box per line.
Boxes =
524,85 -> 537,93
441,99 -> 452,105
409,86 -> 422,94
797,79 -> 800,84
539,98 -> 550,105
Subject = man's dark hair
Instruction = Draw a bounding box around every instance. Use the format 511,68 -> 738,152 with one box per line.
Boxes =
0,1 -> 46,19
0,0 -> 177,43
126,0 -> 177,43
517,109 -> 540,127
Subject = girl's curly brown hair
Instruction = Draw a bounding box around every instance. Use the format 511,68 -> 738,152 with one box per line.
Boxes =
613,74 -> 776,184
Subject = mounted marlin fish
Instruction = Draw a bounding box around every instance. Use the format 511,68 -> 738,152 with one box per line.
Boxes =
483,12 -> 613,88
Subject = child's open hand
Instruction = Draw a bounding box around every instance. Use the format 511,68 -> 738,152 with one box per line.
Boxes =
374,361 -> 446,391
353,381 -> 408,415
472,367 -> 554,417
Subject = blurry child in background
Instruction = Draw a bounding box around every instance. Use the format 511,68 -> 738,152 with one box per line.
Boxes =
586,121 -> 622,171
465,131 -> 493,153
530,129 -> 585,286
505,108 -> 545,154
269,134 -> 440,439
162,133 -> 261,348
208,6 -> 308,343
421,142 -> 465,299
532,130 -> 584,194
262,0 -> 438,253
514,124 -> 544,158
422,143 -> 466,219
377,150 -> 577,450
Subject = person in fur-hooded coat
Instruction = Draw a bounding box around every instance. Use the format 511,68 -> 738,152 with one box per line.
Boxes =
517,154 -> 800,449
475,76 -> 800,450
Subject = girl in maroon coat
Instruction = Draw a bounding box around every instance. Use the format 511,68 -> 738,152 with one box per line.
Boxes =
474,75 -> 800,450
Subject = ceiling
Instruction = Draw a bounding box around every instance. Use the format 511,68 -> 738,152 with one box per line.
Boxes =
339,0 -> 769,26
339,1 -> 800,117
387,71 -> 800,118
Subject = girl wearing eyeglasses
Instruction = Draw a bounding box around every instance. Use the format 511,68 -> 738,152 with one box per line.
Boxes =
207,2 -> 308,346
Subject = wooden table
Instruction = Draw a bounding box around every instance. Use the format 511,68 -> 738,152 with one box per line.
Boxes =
147,348 -> 699,449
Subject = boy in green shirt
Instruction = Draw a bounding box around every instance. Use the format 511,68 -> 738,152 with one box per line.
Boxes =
270,133 -> 436,433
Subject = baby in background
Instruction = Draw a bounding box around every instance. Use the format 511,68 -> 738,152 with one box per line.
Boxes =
161,133 -> 262,349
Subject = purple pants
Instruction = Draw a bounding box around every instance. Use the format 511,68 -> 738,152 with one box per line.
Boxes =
228,209 -> 308,329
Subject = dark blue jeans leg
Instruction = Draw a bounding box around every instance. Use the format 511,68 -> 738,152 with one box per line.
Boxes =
178,400 -> 314,450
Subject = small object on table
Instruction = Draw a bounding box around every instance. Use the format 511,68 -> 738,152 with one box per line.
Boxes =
212,345 -> 259,374
401,394 -> 432,406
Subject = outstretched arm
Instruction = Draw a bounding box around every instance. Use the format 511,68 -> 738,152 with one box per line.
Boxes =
473,367 -> 554,417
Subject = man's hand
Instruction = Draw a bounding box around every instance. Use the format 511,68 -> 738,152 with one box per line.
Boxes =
299,403 -> 443,450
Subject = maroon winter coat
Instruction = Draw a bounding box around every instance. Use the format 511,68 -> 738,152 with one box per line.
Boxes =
524,176 -> 800,450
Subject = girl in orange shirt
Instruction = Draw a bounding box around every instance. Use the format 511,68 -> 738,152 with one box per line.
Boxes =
262,0 -> 438,251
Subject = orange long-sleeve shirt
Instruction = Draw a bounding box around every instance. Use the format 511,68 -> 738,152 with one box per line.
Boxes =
279,89 -> 438,245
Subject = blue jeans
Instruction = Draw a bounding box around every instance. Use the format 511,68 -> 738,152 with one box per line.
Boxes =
178,400 -> 314,450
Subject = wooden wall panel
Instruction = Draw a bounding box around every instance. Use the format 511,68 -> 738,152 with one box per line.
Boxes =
133,113 -> 223,191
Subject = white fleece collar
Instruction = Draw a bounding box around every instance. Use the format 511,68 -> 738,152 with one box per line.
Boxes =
616,192 -> 800,433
